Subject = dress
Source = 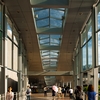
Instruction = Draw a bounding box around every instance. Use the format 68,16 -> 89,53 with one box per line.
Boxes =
6,92 -> 14,100
88,91 -> 96,100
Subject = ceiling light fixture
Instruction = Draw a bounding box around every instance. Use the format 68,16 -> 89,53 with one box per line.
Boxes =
17,11 -> 20,13
73,30 -> 75,32
79,12 -> 83,15
70,42 -> 72,44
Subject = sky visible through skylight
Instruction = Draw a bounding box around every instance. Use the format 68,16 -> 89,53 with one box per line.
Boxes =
33,8 -> 65,28
32,7 -> 66,85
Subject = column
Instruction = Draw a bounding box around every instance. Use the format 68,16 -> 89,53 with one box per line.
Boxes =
94,68 -> 98,100
70,81 -> 71,88
66,82 -> 68,87
24,58 -> 28,90
18,39 -> 23,92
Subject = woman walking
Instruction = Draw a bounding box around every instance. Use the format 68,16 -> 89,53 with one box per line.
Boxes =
87,84 -> 96,100
6,86 -> 14,100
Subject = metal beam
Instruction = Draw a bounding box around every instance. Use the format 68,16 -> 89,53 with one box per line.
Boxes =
30,0 -> 69,7
27,71 -> 73,76
40,45 -> 60,50
36,28 -> 62,34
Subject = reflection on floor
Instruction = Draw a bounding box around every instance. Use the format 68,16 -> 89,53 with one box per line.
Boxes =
31,93 -> 72,100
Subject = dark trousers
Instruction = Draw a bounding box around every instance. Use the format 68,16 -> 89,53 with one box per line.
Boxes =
44,91 -> 47,96
69,93 -> 73,99
27,95 -> 30,100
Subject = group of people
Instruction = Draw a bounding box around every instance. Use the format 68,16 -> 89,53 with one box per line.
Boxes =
6,84 -> 97,100
51,85 -> 68,100
51,84 -> 97,100
74,84 -> 96,100
6,85 -> 31,100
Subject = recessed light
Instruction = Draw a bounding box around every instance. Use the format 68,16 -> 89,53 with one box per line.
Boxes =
79,12 -> 83,15
73,30 -> 75,32
17,11 -> 20,13
70,42 -> 72,44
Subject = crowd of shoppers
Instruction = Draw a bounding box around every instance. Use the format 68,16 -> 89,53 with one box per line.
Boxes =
6,84 -> 97,100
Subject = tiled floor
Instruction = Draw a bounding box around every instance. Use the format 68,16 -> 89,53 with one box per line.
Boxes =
31,93 -> 72,100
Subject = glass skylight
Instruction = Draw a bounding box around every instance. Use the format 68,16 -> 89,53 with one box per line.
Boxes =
38,34 -> 61,83
39,35 -> 61,46
32,8 -> 65,28
31,6 -> 67,85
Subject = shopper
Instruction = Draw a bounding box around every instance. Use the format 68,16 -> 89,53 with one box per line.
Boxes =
76,86 -> 83,100
74,86 -> 78,99
58,86 -> 62,98
87,84 -> 96,100
6,86 -> 14,100
61,87 -> 66,98
69,87 -> 73,99
26,85 -> 31,100
43,86 -> 48,96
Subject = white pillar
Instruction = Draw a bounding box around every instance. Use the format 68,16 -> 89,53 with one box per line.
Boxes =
66,82 -> 68,86
94,68 -> 98,100
4,67 -> 8,97
18,39 -> 23,92
70,81 -> 71,88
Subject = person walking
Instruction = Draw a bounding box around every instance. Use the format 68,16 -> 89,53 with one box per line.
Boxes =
74,86 -> 79,100
58,86 -> 62,98
43,86 -> 48,96
87,84 -> 96,100
52,85 -> 58,100
26,85 -> 31,100
76,86 -> 83,100
52,89 -> 56,100
6,86 -> 14,100
69,87 -> 73,99
61,87 -> 66,98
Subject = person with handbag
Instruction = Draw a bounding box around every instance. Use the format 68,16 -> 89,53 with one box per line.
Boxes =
26,86 -> 31,100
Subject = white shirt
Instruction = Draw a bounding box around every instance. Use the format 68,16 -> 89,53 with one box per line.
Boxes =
26,88 -> 31,96
69,88 -> 73,94
6,92 -> 14,100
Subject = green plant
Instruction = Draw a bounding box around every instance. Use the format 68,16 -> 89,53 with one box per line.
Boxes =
83,86 -> 88,92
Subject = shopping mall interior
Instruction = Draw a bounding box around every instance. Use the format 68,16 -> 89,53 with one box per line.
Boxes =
0,0 -> 100,100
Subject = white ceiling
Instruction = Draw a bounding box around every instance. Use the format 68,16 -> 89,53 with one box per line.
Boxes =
3,0 -> 98,85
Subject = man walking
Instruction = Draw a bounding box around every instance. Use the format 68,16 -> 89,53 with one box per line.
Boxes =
26,86 -> 31,100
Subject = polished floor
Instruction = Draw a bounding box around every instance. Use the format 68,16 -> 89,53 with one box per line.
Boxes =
31,93 -> 72,100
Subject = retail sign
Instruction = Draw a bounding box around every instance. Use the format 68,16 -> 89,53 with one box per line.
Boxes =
0,31 -> 2,65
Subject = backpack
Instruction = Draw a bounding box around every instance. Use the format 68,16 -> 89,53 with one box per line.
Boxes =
77,91 -> 83,99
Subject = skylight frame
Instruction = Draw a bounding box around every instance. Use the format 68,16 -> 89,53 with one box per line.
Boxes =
31,6 -> 67,85
32,8 -> 66,28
